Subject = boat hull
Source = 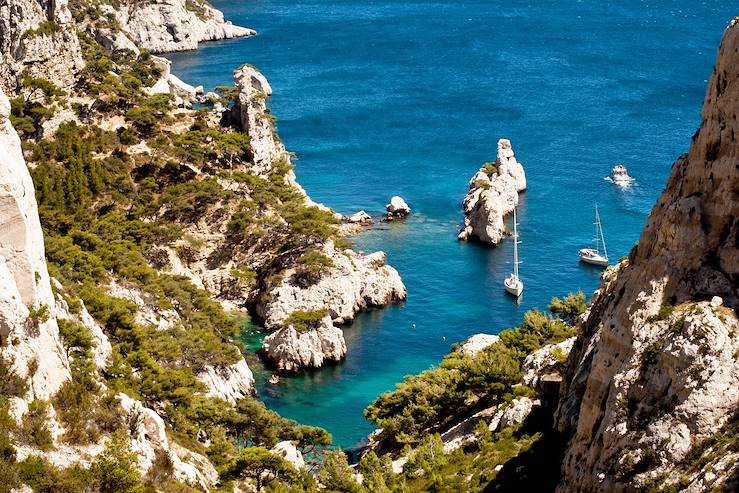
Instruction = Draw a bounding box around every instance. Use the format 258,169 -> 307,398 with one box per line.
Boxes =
579,249 -> 608,267
504,277 -> 524,297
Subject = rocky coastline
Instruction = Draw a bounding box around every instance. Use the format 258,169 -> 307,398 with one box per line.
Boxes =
458,138 -> 527,244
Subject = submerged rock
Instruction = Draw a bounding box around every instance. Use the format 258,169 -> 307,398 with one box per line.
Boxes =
458,139 -> 527,244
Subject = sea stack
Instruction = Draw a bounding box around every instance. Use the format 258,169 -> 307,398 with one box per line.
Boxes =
458,139 -> 527,244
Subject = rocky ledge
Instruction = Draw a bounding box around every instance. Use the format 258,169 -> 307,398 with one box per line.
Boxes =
458,139 -> 527,244
108,0 -> 255,53
258,240 -> 406,372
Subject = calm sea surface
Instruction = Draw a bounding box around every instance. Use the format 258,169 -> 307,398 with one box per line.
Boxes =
167,1 -> 737,448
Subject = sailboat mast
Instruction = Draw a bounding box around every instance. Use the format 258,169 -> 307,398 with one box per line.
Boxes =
513,208 -> 519,279
597,206 -> 608,260
594,205 -> 601,254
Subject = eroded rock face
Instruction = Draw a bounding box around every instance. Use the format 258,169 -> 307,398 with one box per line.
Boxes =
197,359 -> 255,404
0,87 -> 70,400
458,139 -> 527,244
257,240 -> 407,330
0,0 -> 84,92
261,315 -> 347,373
555,18 -> 739,492
108,0 -> 255,53
233,64 -> 288,175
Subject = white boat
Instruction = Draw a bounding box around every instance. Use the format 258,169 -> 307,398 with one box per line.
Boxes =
611,164 -> 633,185
504,208 -> 524,297
579,205 -> 609,267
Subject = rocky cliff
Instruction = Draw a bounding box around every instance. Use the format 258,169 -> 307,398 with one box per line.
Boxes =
0,87 -> 71,401
0,0 -> 84,92
555,17 -> 739,492
458,139 -> 527,244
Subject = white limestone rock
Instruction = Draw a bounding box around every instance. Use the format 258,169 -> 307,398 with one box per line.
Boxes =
521,337 -> 575,389
92,27 -> 140,55
271,441 -> 305,470
459,333 -> 499,357
346,210 -> 373,224
257,240 -> 407,330
489,397 -> 537,433
108,0 -> 255,54
458,139 -> 527,244
261,315 -> 347,372
385,196 -> 411,220
197,358 -> 255,404
0,87 -> 70,400
233,64 -> 288,175
118,394 -> 212,490
0,0 -> 84,91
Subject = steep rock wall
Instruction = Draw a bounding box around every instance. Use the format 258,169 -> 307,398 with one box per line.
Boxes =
0,87 -> 70,400
555,18 -> 739,492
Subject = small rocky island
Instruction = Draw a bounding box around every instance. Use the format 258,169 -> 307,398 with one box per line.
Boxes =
458,139 -> 527,244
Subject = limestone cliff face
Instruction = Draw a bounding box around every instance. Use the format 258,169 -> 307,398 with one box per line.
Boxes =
458,139 -> 527,244
257,241 -> 407,329
108,0 -> 255,53
233,65 -> 289,175
0,87 -> 71,400
0,0 -> 84,92
555,18 -> 739,492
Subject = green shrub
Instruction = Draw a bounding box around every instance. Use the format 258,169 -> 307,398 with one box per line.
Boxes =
548,291 -> 587,324
90,432 -> 142,493
482,162 -> 498,176
293,250 -> 334,286
647,304 -> 674,323
283,309 -> 330,333
219,447 -> 298,491
19,400 -> 53,451
0,355 -> 28,397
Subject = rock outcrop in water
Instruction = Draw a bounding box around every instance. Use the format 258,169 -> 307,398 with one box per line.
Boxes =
107,0 -> 255,53
458,139 -> 527,244
555,17 -> 739,492
261,314 -> 347,372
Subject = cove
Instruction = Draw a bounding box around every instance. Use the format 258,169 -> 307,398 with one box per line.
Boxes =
166,1 -> 737,448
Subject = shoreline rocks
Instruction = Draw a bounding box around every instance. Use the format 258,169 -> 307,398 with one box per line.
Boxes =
107,0 -> 255,54
458,139 -> 527,245
257,240 -> 407,330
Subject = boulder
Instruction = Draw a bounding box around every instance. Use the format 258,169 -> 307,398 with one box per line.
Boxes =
385,196 -> 410,220
346,210 -> 373,224
197,358 -> 255,404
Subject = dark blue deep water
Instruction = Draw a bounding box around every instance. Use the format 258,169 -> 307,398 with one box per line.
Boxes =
167,1 -> 737,448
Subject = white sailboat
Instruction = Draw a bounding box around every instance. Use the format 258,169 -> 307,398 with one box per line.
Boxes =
579,205 -> 609,267
504,208 -> 524,297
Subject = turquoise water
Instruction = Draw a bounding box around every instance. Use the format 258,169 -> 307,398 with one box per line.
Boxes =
167,1 -> 737,448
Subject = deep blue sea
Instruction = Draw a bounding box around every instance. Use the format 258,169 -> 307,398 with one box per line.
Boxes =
167,1 -> 737,448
